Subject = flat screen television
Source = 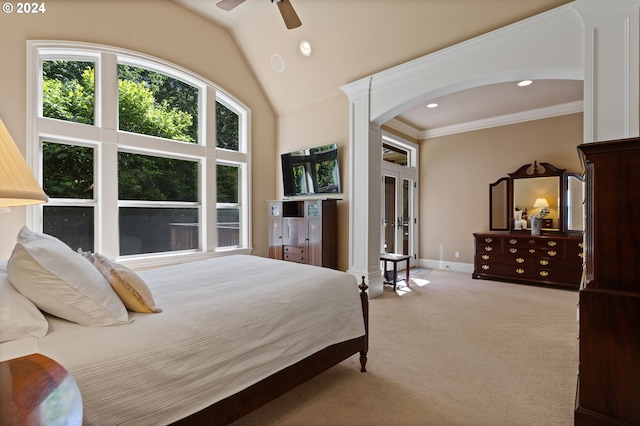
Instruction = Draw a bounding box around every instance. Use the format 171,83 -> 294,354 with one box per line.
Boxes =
281,143 -> 341,196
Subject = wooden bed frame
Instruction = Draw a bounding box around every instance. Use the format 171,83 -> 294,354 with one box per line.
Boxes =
171,277 -> 369,426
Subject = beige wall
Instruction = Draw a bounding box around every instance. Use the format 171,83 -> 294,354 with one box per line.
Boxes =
419,113 -> 583,266
277,94 -> 351,271
0,0 -> 276,259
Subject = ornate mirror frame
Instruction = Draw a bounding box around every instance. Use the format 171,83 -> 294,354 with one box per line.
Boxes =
489,161 -> 583,234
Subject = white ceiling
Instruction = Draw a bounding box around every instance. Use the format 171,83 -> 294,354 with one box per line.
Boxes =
173,0 -> 580,137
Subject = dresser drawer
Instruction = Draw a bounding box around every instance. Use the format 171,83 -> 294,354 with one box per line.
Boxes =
473,232 -> 583,289
283,246 -> 306,263
479,262 -> 534,279
533,267 -> 582,283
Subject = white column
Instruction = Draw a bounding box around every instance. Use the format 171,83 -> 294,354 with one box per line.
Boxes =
575,0 -> 640,142
342,79 -> 384,297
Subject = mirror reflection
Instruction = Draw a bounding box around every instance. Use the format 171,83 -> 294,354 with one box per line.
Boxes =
488,161 -> 584,234
490,178 -> 509,230
513,177 -> 559,230
566,174 -> 584,232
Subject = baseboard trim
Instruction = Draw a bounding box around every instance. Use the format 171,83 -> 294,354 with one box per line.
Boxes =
419,259 -> 474,273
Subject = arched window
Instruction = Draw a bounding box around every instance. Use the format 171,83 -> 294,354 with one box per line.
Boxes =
27,41 -> 251,266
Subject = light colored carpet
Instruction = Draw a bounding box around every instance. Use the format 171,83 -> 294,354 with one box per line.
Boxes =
231,268 -> 579,426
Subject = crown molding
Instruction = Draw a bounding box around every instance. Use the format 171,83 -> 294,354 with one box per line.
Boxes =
385,100 -> 583,140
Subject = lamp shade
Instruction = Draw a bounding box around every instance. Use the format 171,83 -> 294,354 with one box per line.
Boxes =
533,198 -> 549,209
0,118 -> 48,207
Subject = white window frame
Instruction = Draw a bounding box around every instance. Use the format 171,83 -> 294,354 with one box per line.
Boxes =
26,41 -> 252,268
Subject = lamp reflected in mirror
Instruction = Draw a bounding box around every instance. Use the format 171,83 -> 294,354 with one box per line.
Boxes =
533,197 -> 550,217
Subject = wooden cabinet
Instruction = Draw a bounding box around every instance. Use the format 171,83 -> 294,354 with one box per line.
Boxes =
575,138 -> 640,425
473,232 -> 583,289
268,199 -> 337,269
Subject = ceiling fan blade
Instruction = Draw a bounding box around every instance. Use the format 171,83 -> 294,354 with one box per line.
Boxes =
276,0 -> 302,29
216,0 -> 245,11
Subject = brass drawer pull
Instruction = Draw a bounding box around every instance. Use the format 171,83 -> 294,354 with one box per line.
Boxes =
528,240 -> 536,244
548,241 -> 558,247
540,259 -> 549,266
516,268 -> 525,275
516,257 -> 525,263
485,246 -> 493,252
540,271 -> 549,277
509,248 -> 518,254
548,250 -> 557,257
578,252 -> 584,258
578,242 -> 584,248
509,239 -> 517,244
485,237 -> 493,243
529,249 -> 536,253
482,255 -> 489,260
482,265 -> 490,270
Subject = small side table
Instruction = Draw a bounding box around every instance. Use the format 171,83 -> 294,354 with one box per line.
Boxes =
380,253 -> 411,291
0,353 -> 83,425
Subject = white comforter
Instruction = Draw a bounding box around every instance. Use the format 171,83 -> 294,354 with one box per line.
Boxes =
12,255 -> 366,425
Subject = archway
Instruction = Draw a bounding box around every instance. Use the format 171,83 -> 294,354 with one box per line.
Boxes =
342,4 -> 585,297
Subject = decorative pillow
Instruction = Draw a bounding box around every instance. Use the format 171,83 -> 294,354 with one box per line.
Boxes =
92,254 -> 162,314
7,227 -> 129,326
0,269 -> 48,342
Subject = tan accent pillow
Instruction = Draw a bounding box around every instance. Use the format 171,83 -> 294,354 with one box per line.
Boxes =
92,254 -> 162,314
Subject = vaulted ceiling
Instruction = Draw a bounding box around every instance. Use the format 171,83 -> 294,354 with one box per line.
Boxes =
174,0 -> 579,136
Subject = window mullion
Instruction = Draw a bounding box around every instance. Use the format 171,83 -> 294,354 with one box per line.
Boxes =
99,136 -> 119,258
100,53 -> 119,131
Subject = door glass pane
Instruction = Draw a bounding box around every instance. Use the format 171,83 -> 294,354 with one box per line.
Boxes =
43,206 -> 94,252
119,207 -> 199,255
42,60 -> 95,125
384,176 -> 396,253
403,179 -> 410,255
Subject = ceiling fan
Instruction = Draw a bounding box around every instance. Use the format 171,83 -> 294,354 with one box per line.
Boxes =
216,0 -> 302,29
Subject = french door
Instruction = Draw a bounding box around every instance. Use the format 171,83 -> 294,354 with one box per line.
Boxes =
382,170 -> 416,257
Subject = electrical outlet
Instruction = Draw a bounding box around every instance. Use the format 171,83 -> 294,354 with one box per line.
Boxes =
455,251 -> 460,258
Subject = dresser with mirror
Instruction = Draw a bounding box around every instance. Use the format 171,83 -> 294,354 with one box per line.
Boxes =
473,161 -> 584,289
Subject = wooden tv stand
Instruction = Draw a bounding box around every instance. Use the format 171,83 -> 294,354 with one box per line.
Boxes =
268,199 -> 338,269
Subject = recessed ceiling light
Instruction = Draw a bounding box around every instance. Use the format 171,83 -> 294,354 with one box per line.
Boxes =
517,80 -> 533,87
299,40 -> 312,57
427,103 -> 438,108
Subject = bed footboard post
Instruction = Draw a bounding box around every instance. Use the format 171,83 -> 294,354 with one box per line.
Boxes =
359,276 -> 369,372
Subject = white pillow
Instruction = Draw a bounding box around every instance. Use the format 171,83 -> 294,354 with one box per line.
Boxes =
7,227 -> 129,326
0,269 -> 48,342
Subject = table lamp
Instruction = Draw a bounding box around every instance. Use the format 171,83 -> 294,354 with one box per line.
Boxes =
0,118 -> 48,209
533,197 -> 550,218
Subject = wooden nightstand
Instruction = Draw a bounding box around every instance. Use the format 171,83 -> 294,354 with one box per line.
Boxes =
0,353 -> 82,425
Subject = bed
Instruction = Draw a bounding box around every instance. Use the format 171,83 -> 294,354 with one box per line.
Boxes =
0,227 -> 369,425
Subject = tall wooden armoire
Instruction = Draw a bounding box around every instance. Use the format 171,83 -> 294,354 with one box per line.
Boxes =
575,138 -> 640,425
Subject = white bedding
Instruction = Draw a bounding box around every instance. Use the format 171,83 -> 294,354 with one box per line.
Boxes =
3,255 -> 366,425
